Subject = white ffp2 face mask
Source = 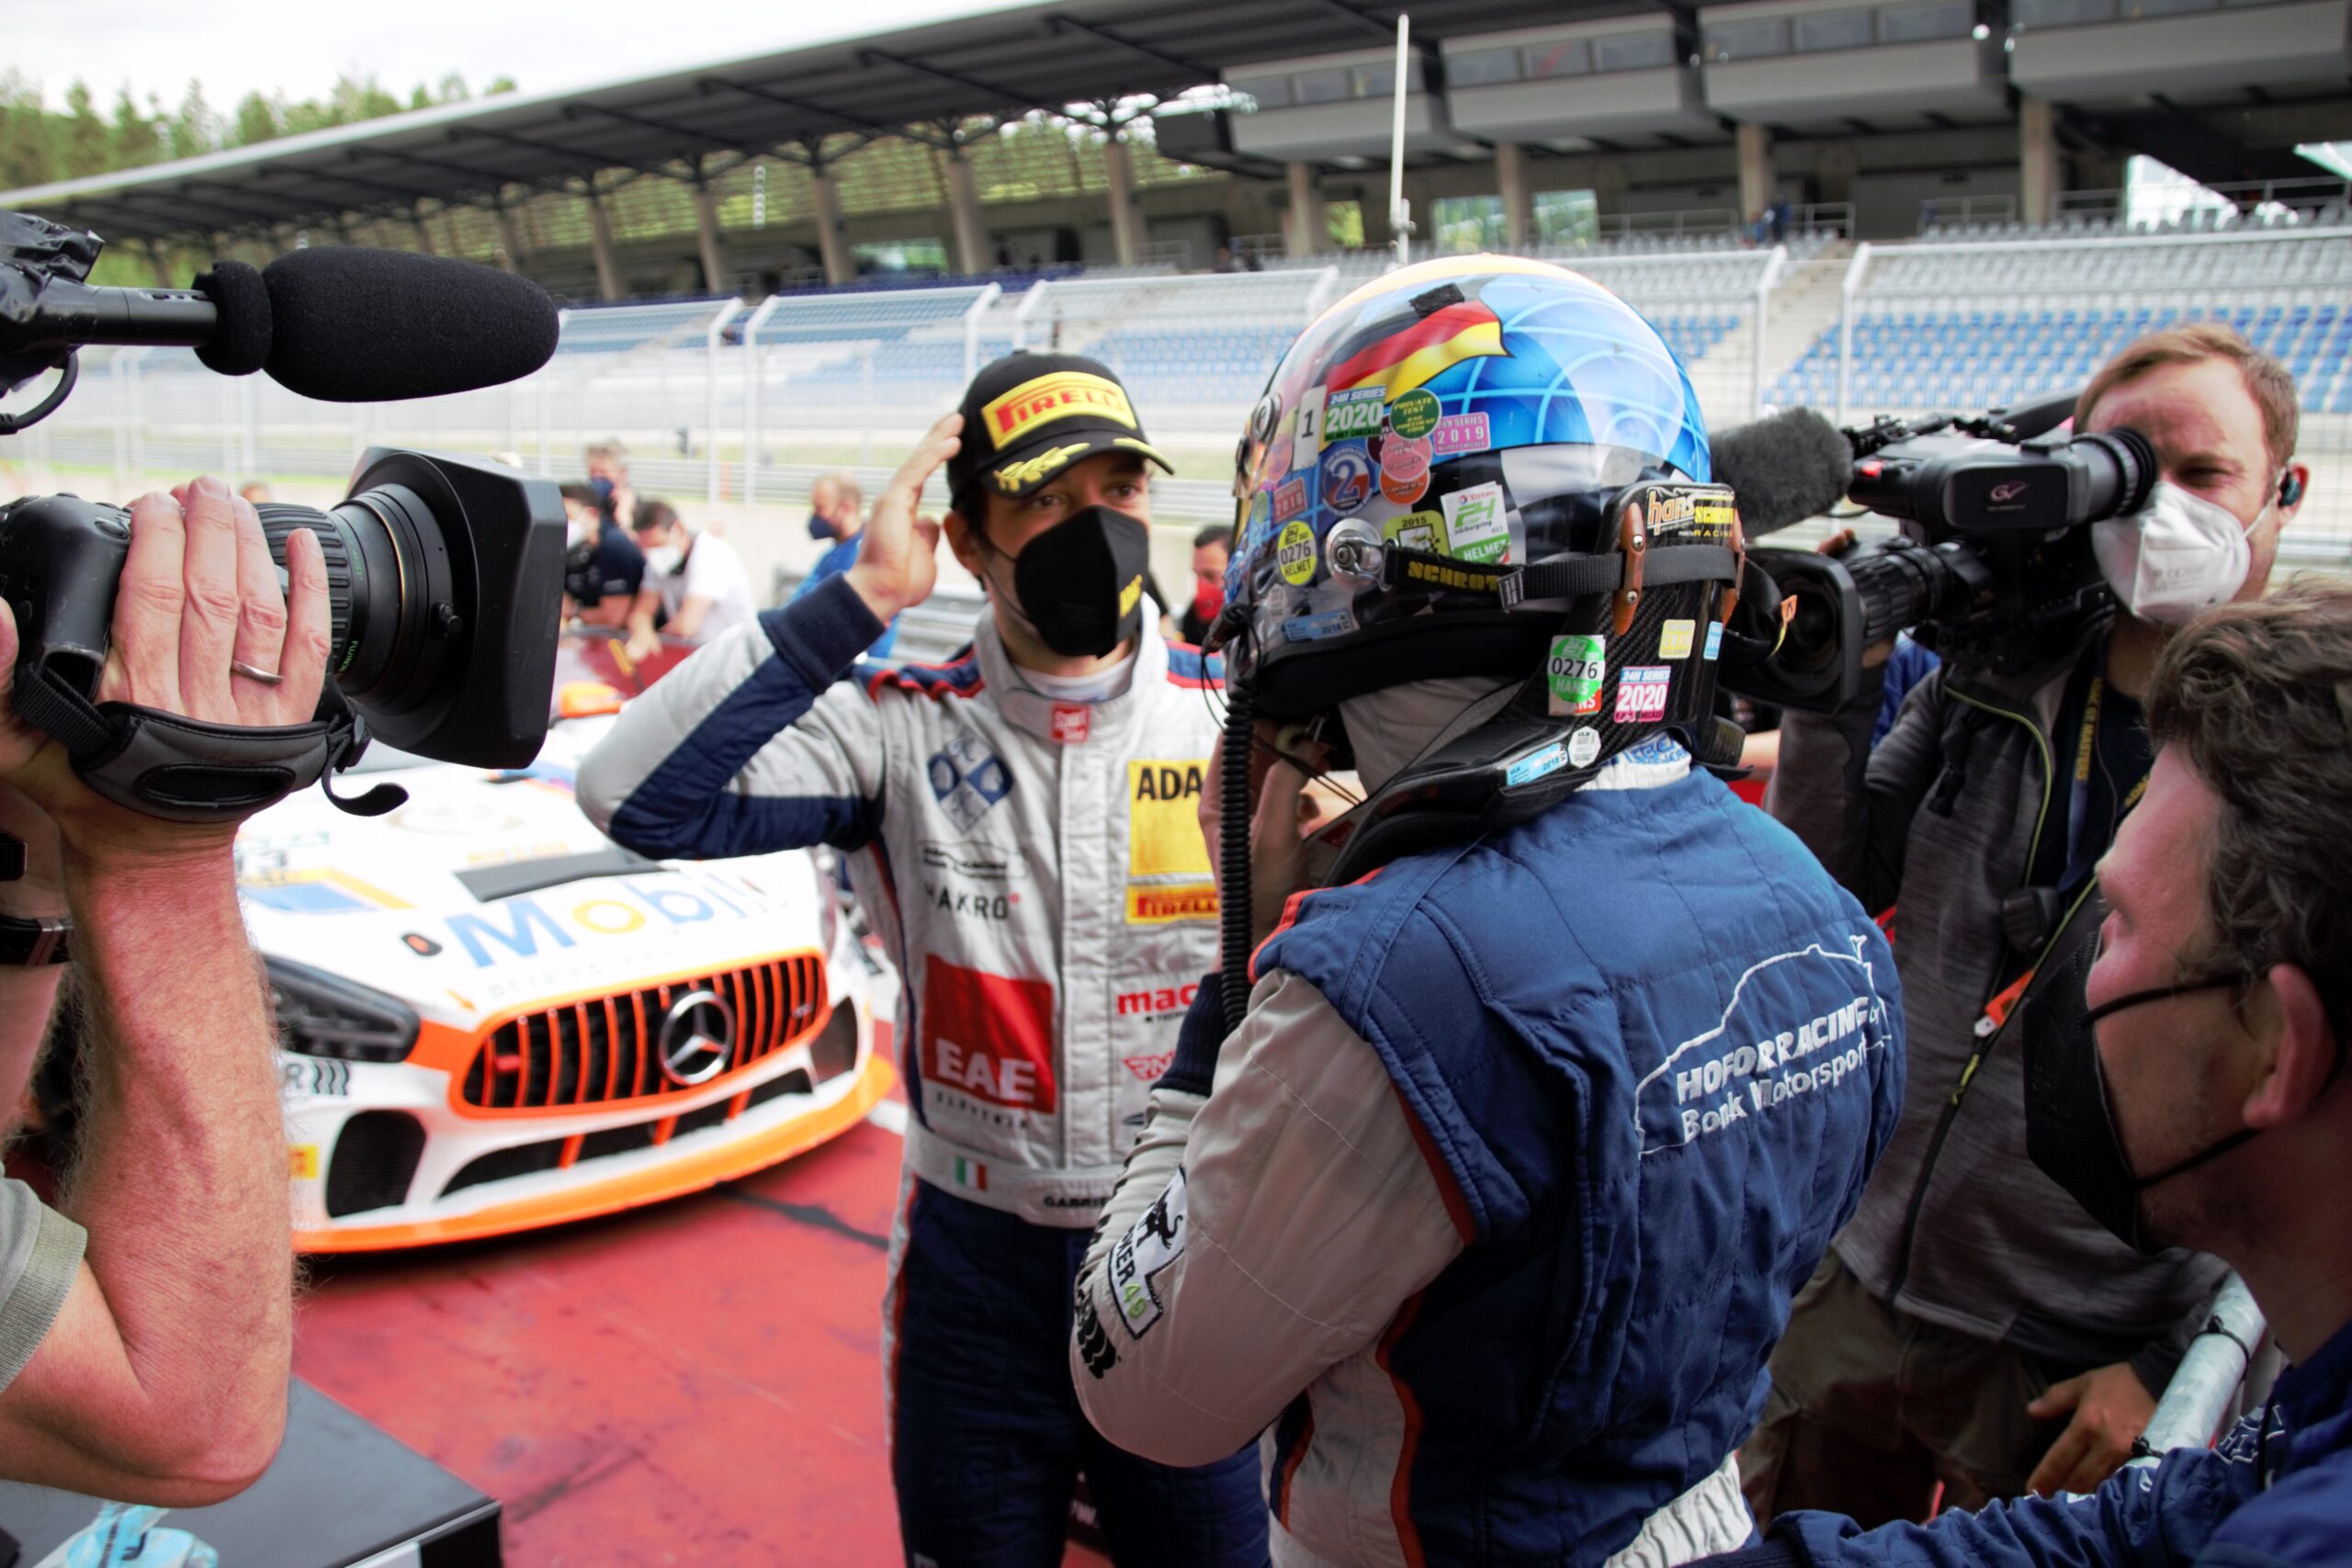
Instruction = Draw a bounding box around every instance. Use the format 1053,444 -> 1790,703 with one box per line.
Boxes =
2090,481 -> 2256,626
642,542 -> 684,577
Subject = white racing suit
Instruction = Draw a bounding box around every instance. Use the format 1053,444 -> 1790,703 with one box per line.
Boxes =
577,575 -> 1265,1565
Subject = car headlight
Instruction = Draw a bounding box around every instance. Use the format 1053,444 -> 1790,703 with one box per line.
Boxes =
266,957 -> 421,1064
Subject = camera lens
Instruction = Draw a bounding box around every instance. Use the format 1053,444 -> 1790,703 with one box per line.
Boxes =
256,487 -> 454,712
242,450 -> 567,768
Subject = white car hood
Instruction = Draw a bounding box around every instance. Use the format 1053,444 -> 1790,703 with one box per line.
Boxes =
237,718 -> 829,1027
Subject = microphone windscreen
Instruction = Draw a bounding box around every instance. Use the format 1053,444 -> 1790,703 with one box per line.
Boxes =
1709,407 -> 1855,536
261,248 -> 560,403
190,261 -> 271,376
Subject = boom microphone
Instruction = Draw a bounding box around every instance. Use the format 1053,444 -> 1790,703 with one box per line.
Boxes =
259,247 -> 560,402
1708,406 -> 1854,536
5,248 -> 559,403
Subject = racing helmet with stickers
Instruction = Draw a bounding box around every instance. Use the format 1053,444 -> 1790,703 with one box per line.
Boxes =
1222,254 -> 1736,728
1208,255 -> 1750,1030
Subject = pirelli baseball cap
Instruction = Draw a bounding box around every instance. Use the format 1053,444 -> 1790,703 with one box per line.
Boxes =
947,352 -> 1174,513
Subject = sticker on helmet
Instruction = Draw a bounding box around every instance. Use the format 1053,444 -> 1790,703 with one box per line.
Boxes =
1505,741 -> 1567,787
1319,442 -> 1374,513
1245,491 -> 1273,555
1323,387 -> 1386,446
1272,478 -> 1308,523
1276,520 -> 1317,586
1283,608 -> 1356,642
1615,666 -> 1672,723
1430,412 -> 1490,457
1441,481 -> 1510,564
1704,621 -> 1724,661
1547,633 -> 1606,717
1659,619 -> 1696,660
1387,388 -> 1442,440
1568,727 -> 1601,767
1291,389 -> 1326,471
1379,433 -> 1433,505
1382,511 -> 1442,552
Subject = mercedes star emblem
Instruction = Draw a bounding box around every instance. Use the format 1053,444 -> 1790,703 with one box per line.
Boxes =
656,988 -> 736,1087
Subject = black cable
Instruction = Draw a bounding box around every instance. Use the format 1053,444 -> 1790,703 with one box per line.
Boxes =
1220,675 -> 1255,1036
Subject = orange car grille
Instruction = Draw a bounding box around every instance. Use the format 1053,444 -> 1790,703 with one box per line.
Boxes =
459,955 -> 827,1111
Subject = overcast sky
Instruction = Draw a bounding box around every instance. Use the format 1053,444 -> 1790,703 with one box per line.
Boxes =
8,0 -> 1022,113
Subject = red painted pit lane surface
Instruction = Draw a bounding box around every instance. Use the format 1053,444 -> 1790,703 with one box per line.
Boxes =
293,1024 -> 1110,1566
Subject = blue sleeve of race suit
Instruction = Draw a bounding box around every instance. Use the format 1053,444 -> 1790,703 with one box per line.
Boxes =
579,572 -> 888,860
1741,1414 -> 2272,1568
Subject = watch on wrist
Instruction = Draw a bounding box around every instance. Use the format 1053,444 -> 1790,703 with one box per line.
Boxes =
0,915 -> 71,965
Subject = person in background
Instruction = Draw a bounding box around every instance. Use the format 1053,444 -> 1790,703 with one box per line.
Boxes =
583,437 -> 635,529
1180,525 -> 1231,647
1704,582 -> 2352,1568
1748,325 -> 2308,1525
625,498 -> 755,660
794,471 -> 895,659
560,481 -> 645,630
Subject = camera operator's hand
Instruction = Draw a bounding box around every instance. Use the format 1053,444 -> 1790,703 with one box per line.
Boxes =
846,412 -> 962,623
0,478 -> 330,863
1813,525 -> 1897,670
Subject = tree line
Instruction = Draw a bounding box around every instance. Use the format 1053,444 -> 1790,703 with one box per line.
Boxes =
0,70 -> 517,192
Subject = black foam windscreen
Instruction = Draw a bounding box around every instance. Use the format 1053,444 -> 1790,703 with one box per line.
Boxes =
188,261 -> 272,376
260,248 -> 560,403
1708,407 -> 1856,536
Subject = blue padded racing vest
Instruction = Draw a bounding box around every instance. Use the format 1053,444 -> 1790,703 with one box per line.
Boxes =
1253,768 -> 1905,1564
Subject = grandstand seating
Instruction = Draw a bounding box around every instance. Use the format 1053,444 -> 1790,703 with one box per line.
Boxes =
1770,230 -> 2352,416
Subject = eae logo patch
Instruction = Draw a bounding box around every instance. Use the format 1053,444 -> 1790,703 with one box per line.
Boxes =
1123,1052 -> 1174,1081
919,956 -> 1057,1112
1128,760 -> 1211,876
928,731 -> 1014,832
1319,441 -> 1373,513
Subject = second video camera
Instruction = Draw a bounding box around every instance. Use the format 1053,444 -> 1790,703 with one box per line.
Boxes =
1728,396 -> 2155,711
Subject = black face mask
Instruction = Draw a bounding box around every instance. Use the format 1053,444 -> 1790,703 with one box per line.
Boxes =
808,511 -> 838,541
989,505 -> 1151,659
2022,931 -> 2256,1256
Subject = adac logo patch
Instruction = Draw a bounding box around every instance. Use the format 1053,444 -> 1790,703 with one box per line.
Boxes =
1128,760 -> 1210,876
995,442 -> 1091,493
982,371 -> 1137,447
929,731 -> 1014,832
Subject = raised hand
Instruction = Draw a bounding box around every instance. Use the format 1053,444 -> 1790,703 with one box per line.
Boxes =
846,412 -> 962,622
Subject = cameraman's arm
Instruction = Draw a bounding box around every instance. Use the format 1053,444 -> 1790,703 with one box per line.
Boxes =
0,794 -> 67,1128
1766,662 -> 1945,915
0,848 -> 291,1505
0,479 -> 330,1504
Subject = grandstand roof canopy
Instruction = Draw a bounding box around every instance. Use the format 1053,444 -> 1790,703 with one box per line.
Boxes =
6,0 -> 1647,244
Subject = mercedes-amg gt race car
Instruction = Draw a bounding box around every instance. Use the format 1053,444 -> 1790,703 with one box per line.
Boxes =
236,636 -> 891,1251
